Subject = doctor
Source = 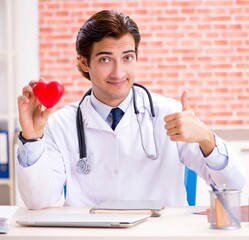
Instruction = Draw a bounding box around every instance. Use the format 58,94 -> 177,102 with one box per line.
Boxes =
17,10 -> 245,210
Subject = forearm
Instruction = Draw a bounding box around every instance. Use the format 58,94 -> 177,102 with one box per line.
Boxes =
16,140 -> 65,209
204,135 -> 246,189
180,135 -> 246,190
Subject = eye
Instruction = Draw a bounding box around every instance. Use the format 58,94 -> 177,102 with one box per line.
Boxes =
124,54 -> 135,62
99,57 -> 111,63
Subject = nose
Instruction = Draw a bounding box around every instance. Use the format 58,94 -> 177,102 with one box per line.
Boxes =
110,61 -> 126,79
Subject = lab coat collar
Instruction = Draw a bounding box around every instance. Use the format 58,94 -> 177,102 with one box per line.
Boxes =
80,86 -> 148,132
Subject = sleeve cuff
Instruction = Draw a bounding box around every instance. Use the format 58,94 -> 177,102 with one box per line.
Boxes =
204,134 -> 229,171
17,138 -> 46,167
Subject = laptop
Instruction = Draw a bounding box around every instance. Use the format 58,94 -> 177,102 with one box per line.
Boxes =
16,212 -> 150,228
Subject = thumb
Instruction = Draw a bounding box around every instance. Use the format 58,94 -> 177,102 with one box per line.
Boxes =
181,90 -> 191,111
42,106 -> 55,121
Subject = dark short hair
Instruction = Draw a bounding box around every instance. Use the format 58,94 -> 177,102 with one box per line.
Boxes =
76,10 -> 141,80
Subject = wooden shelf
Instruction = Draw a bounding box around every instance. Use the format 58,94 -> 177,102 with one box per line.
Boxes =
0,178 -> 11,185
212,128 -> 249,141
0,115 -> 8,121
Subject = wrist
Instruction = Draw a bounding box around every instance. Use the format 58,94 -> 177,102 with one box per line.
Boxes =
18,131 -> 44,145
21,131 -> 44,140
199,129 -> 216,157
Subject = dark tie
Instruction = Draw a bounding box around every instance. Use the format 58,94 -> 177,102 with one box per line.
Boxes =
111,108 -> 124,130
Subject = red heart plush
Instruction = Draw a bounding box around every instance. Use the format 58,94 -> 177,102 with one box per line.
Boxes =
33,80 -> 65,108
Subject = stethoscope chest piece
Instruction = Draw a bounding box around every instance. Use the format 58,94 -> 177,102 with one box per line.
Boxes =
76,158 -> 91,174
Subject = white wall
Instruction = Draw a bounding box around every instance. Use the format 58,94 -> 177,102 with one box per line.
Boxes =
14,0 -> 39,206
16,0 -> 39,103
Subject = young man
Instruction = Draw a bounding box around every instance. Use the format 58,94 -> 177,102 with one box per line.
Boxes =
17,10 -> 245,209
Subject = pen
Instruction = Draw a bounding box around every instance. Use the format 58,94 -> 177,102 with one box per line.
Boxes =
210,184 -> 240,227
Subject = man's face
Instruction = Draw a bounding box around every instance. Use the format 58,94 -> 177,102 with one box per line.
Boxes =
82,33 -> 137,107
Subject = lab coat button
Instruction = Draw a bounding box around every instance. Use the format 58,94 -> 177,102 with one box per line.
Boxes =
114,170 -> 118,174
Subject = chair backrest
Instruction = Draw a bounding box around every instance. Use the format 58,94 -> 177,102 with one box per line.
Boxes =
184,167 -> 197,206
64,185 -> 67,198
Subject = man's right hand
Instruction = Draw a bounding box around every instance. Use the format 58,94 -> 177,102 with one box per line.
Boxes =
17,79 -> 55,139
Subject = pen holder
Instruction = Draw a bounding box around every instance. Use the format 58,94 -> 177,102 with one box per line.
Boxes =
210,190 -> 241,230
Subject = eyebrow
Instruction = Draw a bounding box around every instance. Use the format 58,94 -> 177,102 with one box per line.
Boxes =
95,50 -> 136,56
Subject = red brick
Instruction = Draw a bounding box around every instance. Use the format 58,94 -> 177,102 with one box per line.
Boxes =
39,0 -> 249,126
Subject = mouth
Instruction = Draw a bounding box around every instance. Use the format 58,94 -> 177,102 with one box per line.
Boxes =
107,79 -> 127,87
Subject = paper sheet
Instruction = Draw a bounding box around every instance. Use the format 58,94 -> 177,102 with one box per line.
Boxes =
0,206 -> 19,234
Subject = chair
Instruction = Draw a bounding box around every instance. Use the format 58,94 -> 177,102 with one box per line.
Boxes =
64,185 -> 67,198
184,167 -> 197,206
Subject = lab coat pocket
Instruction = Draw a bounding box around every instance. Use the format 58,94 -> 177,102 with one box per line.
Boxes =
67,150 -> 94,194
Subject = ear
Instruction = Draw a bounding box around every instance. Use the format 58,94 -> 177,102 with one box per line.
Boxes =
77,55 -> 89,72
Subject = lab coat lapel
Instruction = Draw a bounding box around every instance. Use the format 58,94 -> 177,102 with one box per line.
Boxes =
80,97 -> 111,132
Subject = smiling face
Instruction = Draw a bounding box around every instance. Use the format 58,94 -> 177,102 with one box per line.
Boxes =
79,34 -> 137,107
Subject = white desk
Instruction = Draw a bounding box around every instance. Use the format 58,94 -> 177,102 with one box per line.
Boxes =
2,206 -> 249,240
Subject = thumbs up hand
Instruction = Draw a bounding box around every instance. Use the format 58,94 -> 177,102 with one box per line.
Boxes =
164,90 -> 215,157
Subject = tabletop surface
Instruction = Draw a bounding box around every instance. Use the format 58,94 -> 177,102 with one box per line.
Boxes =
1,206 -> 249,240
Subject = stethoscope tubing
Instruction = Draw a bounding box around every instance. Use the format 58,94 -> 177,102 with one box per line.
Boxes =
76,83 -> 158,174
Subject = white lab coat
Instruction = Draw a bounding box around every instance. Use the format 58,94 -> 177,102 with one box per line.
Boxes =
16,87 -> 246,209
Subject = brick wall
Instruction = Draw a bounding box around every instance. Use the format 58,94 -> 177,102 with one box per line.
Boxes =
39,0 -> 249,127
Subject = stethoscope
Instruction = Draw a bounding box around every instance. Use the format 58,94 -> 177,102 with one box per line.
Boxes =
76,83 -> 159,174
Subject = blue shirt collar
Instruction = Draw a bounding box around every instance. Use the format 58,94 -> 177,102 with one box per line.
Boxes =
90,89 -> 133,121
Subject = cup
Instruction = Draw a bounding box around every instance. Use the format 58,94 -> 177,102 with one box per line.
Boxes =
210,189 -> 241,229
